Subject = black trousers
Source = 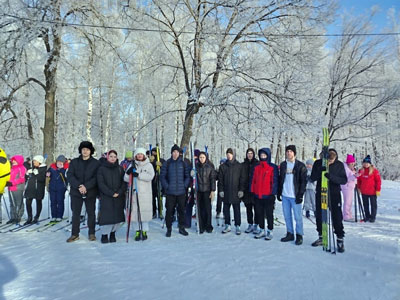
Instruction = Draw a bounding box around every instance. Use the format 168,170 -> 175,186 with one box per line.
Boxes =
223,202 -> 241,226
255,196 -> 275,230
198,191 -> 213,231
216,194 -> 223,214
26,198 -> 43,219
245,202 -> 257,225
315,191 -> 344,238
71,195 -> 96,236
362,194 -> 377,221
152,184 -> 158,216
165,194 -> 186,229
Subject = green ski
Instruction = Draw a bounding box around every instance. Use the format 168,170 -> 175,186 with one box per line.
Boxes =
321,128 -> 330,251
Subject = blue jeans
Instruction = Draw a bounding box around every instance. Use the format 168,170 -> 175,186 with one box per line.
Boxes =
282,196 -> 303,236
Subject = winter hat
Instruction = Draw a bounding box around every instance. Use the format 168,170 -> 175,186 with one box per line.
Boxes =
33,155 -> 44,164
78,141 -> 95,155
134,147 -> 147,157
226,148 -> 234,155
56,155 -> 67,163
363,155 -> 372,164
171,144 -> 181,154
306,159 -> 314,166
345,154 -> 355,164
194,149 -> 201,158
125,151 -> 133,159
220,158 -> 227,164
285,145 -> 297,156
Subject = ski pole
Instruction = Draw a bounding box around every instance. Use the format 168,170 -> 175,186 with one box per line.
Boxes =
354,187 -> 358,223
126,173 -> 133,242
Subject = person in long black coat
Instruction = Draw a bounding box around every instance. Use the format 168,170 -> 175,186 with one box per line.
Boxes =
24,155 -> 47,225
218,148 -> 245,234
97,150 -> 126,244
66,141 -> 100,242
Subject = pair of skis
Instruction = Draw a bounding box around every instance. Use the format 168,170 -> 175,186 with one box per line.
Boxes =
190,142 -> 201,235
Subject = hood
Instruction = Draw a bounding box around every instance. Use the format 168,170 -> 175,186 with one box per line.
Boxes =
244,148 -> 256,163
11,155 -> 24,166
258,148 -> 271,164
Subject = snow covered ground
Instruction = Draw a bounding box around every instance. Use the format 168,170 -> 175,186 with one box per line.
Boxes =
1,181 -> 399,300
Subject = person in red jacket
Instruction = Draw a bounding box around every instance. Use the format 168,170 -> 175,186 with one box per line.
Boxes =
357,155 -> 381,223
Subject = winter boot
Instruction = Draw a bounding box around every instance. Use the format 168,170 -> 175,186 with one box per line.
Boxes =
311,236 -> 323,247
142,231 -> 148,240
253,225 -> 261,235
88,234 -> 96,241
66,235 -> 79,243
109,231 -> 116,243
235,225 -> 241,235
337,238 -> 345,253
280,232 -> 295,242
222,224 -> 231,234
6,219 -> 15,224
179,227 -> 189,236
254,229 -> 266,239
101,234 -> 109,244
135,231 -> 141,241
32,216 -> 39,224
166,228 -> 172,237
295,234 -> 303,245
245,224 -> 253,233
24,216 -> 32,226
265,229 -> 273,240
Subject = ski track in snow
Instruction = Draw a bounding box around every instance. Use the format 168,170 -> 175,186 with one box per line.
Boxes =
1,181 -> 399,300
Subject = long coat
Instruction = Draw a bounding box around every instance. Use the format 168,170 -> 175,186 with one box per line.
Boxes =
97,160 -> 126,226
218,159 -> 245,204
24,164 -> 47,200
125,158 -> 155,223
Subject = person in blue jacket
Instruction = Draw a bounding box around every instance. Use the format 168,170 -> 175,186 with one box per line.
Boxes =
46,155 -> 68,222
160,144 -> 190,237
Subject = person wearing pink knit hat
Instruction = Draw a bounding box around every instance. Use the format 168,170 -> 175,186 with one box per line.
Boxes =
341,154 -> 358,221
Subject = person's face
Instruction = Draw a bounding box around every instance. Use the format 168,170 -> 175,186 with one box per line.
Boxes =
348,162 -> 355,169
247,151 -> 254,160
226,153 -> 233,161
135,153 -> 145,161
172,150 -> 180,160
56,161 -> 64,168
12,160 -> 18,166
286,150 -> 295,161
362,162 -> 371,169
33,160 -> 40,167
107,152 -> 117,163
81,148 -> 91,158
127,157 -> 132,161
260,153 -> 267,160
199,154 -> 206,164
306,164 -> 313,169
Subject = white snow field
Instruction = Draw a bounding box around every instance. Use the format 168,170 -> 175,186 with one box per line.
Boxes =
1,181 -> 399,300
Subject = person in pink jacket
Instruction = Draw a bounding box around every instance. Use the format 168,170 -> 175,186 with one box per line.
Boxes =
5,155 -> 26,224
340,155 -> 358,221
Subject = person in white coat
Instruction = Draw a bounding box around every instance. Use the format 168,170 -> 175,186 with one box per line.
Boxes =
125,147 -> 155,240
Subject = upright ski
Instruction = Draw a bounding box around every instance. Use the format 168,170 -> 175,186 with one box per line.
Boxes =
126,173 -> 134,242
156,146 -> 163,220
321,128 -> 330,251
190,142 -> 200,234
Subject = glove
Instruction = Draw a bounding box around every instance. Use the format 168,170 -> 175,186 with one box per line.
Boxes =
126,167 -> 134,175
324,173 -> 330,180
277,195 -> 282,202
209,191 -> 215,200
132,172 -> 139,178
156,161 -> 162,167
6,181 -> 12,187
376,191 -> 381,196
238,191 -> 244,198
295,196 -> 303,204
26,169 -> 33,175
190,170 -> 195,177
33,169 -> 39,175
219,191 -> 224,198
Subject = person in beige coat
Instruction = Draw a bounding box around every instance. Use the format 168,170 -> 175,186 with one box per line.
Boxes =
125,147 -> 155,240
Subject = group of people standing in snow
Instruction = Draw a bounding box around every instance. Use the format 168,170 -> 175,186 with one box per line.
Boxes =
1,140 -> 382,252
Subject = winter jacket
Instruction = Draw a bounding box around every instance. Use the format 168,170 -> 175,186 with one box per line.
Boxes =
306,168 -> 316,191
196,160 -> 217,193
24,164 -> 47,200
47,163 -> 68,192
250,148 -> 278,199
218,159 -> 245,204
278,159 -> 307,203
9,155 -> 26,192
124,158 -> 155,223
97,159 -> 126,225
160,157 -> 190,196
67,156 -> 100,198
341,163 -> 357,193
357,167 -> 381,196
120,159 -> 132,171
241,153 -> 259,204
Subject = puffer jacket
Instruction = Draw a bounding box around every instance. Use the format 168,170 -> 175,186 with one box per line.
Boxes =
218,159 -> 245,204
196,160 -> 217,193
357,167 -> 381,196
250,148 -> 278,199
9,155 -> 26,192
48,162 -> 69,192
24,164 -> 47,200
160,157 -> 190,196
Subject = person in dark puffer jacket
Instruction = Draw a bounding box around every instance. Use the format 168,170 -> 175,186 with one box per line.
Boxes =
160,144 -> 191,237
196,151 -> 217,233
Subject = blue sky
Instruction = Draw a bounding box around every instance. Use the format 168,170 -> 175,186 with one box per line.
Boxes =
329,0 -> 399,33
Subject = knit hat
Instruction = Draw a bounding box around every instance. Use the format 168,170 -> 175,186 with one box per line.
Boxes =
226,148 -> 234,155
134,147 -> 147,157
306,159 -> 314,166
171,144 -> 181,154
363,155 -> 372,164
56,155 -> 67,163
33,155 -> 44,164
194,149 -> 201,158
78,141 -> 95,155
345,154 -> 355,164
125,151 -> 133,159
285,145 -> 297,156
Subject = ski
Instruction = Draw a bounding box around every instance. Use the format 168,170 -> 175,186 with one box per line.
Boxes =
156,145 -> 163,220
4,218 -> 49,233
37,218 -> 68,232
126,173 -> 134,242
0,223 -> 16,231
53,222 -> 72,232
190,141 -> 200,234
25,219 -> 52,232
321,128 -> 330,252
